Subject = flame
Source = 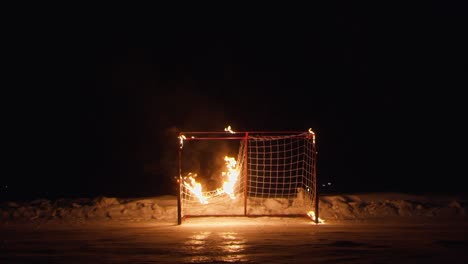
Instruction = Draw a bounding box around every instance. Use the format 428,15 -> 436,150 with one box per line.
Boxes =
224,125 -> 235,134
307,211 -> 325,223
178,135 -> 186,149
218,156 -> 240,199
308,128 -> 316,143
183,155 -> 240,204
183,173 -> 208,204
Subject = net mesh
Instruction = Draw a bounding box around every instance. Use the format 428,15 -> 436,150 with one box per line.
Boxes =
180,132 -> 316,218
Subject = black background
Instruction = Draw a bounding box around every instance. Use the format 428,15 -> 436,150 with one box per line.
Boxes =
3,3 -> 466,201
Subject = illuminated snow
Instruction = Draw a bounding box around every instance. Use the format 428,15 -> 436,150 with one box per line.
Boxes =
1,192 -> 466,224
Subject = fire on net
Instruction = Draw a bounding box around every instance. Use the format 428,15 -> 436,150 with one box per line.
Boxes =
182,156 -> 240,204
177,128 -> 322,225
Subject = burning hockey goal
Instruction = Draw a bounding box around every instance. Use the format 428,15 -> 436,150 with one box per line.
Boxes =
177,128 -> 318,224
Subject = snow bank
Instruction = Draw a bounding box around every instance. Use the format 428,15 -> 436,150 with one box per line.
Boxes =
319,192 -> 467,221
1,193 -> 466,225
0,195 -> 178,224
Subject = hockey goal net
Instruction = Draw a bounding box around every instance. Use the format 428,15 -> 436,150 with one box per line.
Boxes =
177,129 -> 318,224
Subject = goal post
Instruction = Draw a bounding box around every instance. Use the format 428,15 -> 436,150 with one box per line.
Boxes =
177,129 -> 318,224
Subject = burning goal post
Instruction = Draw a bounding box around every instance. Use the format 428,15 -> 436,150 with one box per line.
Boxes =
177,128 -> 319,224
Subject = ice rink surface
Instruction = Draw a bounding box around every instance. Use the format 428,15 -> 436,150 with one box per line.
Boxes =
1,217 -> 467,264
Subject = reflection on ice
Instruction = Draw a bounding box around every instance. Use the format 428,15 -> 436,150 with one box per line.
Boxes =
183,231 -> 248,263
185,231 -> 211,250
219,231 -> 247,259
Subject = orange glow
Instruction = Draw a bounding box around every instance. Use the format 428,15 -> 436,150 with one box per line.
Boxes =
218,156 -> 240,199
224,125 -> 235,134
307,211 -> 325,223
178,135 -> 186,148
308,128 -> 316,144
183,173 -> 208,204
183,155 -> 240,204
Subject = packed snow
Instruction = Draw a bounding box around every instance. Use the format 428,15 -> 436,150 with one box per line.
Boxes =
1,192 -> 466,225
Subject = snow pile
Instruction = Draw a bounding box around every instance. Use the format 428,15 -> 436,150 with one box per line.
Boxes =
319,193 -> 467,221
0,192 -> 466,224
0,195 -> 178,224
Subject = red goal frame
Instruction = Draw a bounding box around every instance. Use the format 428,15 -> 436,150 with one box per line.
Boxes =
177,130 -> 319,224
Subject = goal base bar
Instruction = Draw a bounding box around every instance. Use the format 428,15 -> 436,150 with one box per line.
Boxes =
181,214 -> 319,223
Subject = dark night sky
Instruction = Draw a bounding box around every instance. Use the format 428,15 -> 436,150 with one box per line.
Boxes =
3,4 -> 466,200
